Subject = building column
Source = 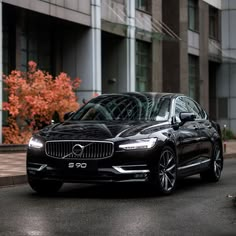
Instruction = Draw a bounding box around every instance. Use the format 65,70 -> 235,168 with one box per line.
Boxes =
179,0 -> 189,95
91,0 -> 102,95
0,0 -> 3,143
152,0 -> 163,92
199,1 -> 209,112
162,0 -> 188,94
126,0 -> 135,92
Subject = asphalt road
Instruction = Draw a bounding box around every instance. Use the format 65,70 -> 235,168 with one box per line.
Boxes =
0,159 -> 235,236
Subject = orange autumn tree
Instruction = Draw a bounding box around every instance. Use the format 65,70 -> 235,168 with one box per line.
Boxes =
3,61 -> 81,144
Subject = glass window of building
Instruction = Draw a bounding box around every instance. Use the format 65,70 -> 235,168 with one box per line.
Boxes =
3,24 -> 10,74
3,5 -> 16,126
136,41 -> 151,92
113,0 -> 124,4
3,21 -> 10,126
135,0 -> 150,12
19,13 -> 52,72
209,6 -> 219,40
218,98 -> 228,119
188,0 -> 199,31
188,55 -> 199,101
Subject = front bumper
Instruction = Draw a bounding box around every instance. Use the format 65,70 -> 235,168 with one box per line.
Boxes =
26,146 -> 159,183
27,162 -> 150,183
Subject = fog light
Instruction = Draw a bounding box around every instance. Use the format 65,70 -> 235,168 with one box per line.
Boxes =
134,173 -> 145,178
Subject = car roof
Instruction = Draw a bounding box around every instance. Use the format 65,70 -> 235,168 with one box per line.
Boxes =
99,92 -> 184,99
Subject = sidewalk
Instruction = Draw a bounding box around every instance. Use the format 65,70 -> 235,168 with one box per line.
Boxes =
0,153 -> 27,187
222,140 -> 236,158
0,141 -> 236,187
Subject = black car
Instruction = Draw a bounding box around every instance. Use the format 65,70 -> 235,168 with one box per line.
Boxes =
27,92 -> 223,195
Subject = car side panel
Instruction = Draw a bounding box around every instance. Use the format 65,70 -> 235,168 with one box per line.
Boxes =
172,121 -> 201,168
197,120 -> 215,160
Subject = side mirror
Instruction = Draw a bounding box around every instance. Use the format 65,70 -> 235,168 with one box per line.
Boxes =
179,112 -> 196,124
64,111 -> 74,121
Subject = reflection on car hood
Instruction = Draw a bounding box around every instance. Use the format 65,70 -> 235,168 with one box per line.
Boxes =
39,121 -> 168,140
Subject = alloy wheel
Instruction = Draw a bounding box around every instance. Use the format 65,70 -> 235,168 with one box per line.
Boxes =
159,149 -> 177,192
214,145 -> 222,179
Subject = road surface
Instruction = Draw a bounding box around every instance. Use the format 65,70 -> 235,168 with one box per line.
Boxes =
0,159 -> 235,236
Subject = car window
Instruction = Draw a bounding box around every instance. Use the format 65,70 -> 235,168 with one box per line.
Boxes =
175,97 -> 189,119
185,98 -> 204,120
151,98 -> 171,121
71,94 -> 171,121
78,105 -> 111,121
197,104 -> 207,119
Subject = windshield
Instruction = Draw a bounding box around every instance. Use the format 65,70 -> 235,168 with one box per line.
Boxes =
71,94 -> 171,121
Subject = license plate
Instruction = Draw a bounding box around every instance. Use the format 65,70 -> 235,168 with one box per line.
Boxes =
68,162 -> 87,169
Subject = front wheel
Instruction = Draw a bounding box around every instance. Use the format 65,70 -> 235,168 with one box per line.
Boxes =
152,146 -> 177,195
28,179 -> 63,195
200,142 -> 223,182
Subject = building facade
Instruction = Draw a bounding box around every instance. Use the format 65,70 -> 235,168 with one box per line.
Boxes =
0,0 -> 235,143
217,0 -> 236,133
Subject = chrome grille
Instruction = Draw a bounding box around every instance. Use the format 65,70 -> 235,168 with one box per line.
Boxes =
45,140 -> 114,159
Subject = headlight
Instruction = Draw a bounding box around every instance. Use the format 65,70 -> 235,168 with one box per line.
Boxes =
119,138 -> 157,150
28,137 -> 44,149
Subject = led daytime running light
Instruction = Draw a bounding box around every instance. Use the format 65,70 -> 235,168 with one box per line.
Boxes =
29,137 -> 43,149
119,138 -> 157,150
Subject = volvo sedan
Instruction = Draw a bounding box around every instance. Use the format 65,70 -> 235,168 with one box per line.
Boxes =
27,92 -> 223,195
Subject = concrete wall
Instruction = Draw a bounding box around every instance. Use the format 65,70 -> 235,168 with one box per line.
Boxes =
222,0 -> 236,10
3,0 -> 91,26
203,0 -> 221,9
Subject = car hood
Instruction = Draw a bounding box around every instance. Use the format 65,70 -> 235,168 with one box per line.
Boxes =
39,120 -> 169,140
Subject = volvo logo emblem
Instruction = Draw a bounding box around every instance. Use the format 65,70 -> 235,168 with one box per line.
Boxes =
72,144 -> 84,157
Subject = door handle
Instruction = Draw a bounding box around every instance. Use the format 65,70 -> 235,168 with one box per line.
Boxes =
193,126 -> 199,130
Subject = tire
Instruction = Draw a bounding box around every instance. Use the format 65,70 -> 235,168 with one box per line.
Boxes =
28,179 -> 63,195
152,146 -> 177,195
200,142 -> 223,182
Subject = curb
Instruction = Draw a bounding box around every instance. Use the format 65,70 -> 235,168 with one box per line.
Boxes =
224,153 -> 236,159
0,144 -> 27,153
0,175 -> 27,187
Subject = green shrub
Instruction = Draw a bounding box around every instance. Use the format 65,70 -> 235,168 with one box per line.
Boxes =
222,128 -> 235,140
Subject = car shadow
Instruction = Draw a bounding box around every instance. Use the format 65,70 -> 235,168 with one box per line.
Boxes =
175,175 -> 212,192
27,175 -> 215,199
29,182 -> 158,199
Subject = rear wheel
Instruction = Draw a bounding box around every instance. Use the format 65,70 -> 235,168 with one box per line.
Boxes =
153,146 -> 177,195
200,142 -> 223,182
28,179 -> 63,195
